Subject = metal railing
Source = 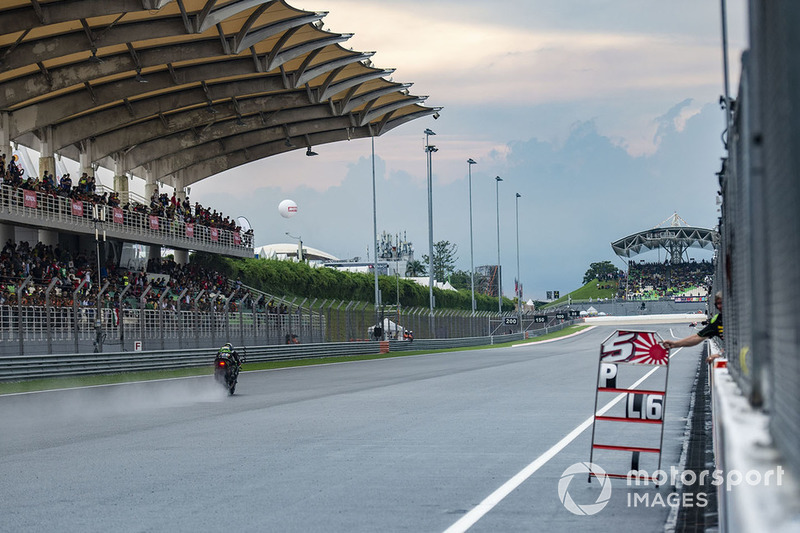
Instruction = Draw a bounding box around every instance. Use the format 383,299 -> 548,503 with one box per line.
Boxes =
0,183 -> 253,256
0,321 -> 576,381
0,295 -> 572,356
714,2 -> 800,512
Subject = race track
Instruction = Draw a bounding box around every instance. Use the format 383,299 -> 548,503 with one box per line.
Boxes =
0,324 -> 705,532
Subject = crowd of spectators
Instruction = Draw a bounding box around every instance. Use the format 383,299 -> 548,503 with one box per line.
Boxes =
146,190 -> 248,236
0,153 -> 253,242
0,240 -> 240,311
0,239 -> 300,325
619,260 -> 714,300
0,239 -> 97,306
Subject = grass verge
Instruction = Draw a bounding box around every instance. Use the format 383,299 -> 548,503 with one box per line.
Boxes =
0,325 -> 590,395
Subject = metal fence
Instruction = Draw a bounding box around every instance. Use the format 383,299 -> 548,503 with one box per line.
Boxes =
718,1 -> 800,481
0,298 -> 572,357
0,321 -> 575,382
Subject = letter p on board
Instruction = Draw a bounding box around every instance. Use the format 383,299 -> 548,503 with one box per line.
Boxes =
599,363 -> 617,388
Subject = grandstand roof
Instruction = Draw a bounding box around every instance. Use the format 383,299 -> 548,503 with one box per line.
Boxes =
0,0 -> 439,188
611,213 -> 718,262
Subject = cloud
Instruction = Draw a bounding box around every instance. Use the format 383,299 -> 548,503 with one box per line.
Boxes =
184,1 -> 743,298
302,1 -> 738,108
193,100 -> 723,299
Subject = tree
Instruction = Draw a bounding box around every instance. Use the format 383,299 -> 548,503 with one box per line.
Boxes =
583,260 -> 618,284
448,269 -> 472,290
405,260 -> 426,277
421,240 -> 458,281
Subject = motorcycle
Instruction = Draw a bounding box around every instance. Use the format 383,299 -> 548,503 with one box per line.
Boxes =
214,351 -> 243,395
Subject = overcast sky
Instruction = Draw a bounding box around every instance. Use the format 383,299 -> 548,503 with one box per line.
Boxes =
183,0 -> 747,300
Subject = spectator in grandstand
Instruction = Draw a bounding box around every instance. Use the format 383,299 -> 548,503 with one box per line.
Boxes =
662,292 -> 722,362
7,155 -> 23,185
59,173 -> 72,194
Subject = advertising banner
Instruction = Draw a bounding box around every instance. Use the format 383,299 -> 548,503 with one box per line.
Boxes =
23,190 -> 37,208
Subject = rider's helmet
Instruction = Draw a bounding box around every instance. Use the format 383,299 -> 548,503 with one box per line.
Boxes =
219,343 -> 232,355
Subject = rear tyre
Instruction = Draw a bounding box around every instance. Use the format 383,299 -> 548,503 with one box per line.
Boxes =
227,369 -> 237,395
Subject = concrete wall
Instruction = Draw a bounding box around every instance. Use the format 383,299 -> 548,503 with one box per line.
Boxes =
562,300 -> 709,317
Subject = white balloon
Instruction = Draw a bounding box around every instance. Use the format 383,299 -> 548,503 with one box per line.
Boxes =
278,199 -> 298,218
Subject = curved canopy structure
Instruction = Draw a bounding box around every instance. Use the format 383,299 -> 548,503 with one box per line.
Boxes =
255,242 -> 337,261
611,213 -> 718,263
0,0 -> 439,189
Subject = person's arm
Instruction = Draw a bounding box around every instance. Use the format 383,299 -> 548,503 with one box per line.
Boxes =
662,333 -> 705,350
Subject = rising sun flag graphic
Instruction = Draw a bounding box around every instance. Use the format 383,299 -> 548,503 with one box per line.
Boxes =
600,331 -> 669,366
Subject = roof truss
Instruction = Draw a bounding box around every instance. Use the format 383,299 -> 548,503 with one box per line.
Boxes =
0,0 -> 439,187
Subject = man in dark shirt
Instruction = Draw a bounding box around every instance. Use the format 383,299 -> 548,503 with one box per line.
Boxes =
662,292 -> 722,358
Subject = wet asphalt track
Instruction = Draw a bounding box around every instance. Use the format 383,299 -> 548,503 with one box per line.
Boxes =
0,324 -> 705,532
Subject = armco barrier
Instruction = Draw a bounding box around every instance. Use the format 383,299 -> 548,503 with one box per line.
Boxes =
0,341 -> 381,381
0,321 -> 575,382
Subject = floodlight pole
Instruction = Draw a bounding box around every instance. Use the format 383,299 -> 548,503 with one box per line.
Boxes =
515,192 -> 522,333
371,135 -> 381,339
467,158 -> 477,316
93,205 -> 106,352
425,129 -> 437,334
285,232 -> 303,261
495,176 -> 503,315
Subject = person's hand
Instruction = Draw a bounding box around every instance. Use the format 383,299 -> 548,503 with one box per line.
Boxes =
662,340 -> 675,350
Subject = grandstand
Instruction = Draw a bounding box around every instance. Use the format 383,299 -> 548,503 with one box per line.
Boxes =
620,260 -> 714,300
611,214 -> 718,300
0,1 -> 439,354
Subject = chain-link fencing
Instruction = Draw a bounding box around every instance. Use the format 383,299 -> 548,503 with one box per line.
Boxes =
719,0 -> 800,481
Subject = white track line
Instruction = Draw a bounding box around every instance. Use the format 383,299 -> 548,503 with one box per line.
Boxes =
511,326 -> 596,347
444,348 -> 684,533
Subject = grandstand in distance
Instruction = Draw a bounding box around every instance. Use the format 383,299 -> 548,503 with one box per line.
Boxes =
612,213 -> 718,264
611,213 -> 717,301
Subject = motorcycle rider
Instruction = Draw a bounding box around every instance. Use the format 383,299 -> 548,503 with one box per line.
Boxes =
218,342 -> 243,368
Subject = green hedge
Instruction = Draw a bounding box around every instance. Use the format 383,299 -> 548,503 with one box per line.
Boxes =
192,253 -> 512,312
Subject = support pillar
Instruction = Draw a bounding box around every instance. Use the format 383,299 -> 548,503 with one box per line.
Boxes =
145,167 -> 158,203
38,126 -> 56,179
0,223 -> 15,246
79,139 -> 94,178
0,112 -> 11,167
170,173 -> 184,209
172,170 -> 188,200
174,249 -> 189,265
38,229 -> 58,247
113,156 -> 129,204
148,245 -> 161,261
